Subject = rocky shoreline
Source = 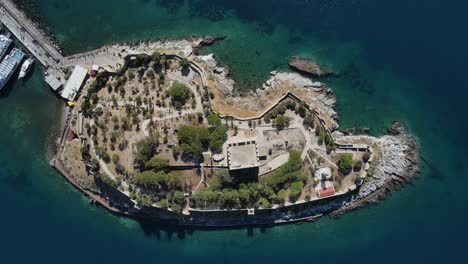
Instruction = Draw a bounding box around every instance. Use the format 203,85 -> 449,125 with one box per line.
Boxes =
330,123 -> 420,217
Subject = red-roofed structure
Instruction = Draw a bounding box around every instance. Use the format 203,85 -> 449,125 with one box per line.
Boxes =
317,186 -> 335,198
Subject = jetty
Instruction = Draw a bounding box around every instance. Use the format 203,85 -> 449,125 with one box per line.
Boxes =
0,0 -> 124,97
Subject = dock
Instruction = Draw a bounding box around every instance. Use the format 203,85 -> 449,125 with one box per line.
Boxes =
0,0 -> 124,96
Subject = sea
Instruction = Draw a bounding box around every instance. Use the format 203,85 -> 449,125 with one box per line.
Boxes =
0,0 -> 467,262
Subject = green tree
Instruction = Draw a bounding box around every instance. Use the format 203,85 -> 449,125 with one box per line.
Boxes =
290,181 -> 304,202
111,154 -> 120,165
145,157 -> 169,171
257,197 -> 271,209
222,189 -> 240,208
180,58 -> 189,67
277,189 -> 288,203
168,82 -> 193,109
134,135 -> 159,167
210,125 -> 228,152
338,153 -> 354,174
303,114 -> 315,128
96,173 -> 118,188
173,191 -> 185,206
207,113 -> 221,126
274,115 -> 289,130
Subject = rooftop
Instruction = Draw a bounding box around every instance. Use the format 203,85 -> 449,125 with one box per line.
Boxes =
317,186 -> 335,198
227,139 -> 260,171
61,65 -> 88,101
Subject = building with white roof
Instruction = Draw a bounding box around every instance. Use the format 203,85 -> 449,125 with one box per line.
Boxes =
61,65 -> 88,101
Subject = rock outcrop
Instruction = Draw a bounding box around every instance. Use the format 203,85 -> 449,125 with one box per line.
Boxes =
288,56 -> 333,77
330,123 -> 420,216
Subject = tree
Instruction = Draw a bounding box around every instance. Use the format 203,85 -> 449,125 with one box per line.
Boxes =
338,153 -> 354,174
210,125 -> 228,152
173,191 -> 185,206
168,82 -> 193,109
96,173 -> 118,188
274,115 -> 289,130
207,113 -> 221,126
353,160 -> 363,172
290,181 -> 304,202
134,135 -> 159,167
180,58 -> 189,68
303,114 -> 315,128
151,51 -> 161,62
257,197 -> 271,209
111,154 -> 120,165
80,144 -> 91,161
132,170 -> 182,190
145,157 -> 169,172
222,189 -> 239,208
90,158 -> 100,173
277,189 -> 288,203
295,103 -> 307,117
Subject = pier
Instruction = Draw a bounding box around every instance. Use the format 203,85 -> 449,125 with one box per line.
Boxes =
0,0 -> 124,93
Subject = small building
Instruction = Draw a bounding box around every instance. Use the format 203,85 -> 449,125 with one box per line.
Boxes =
317,186 -> 335,198
45,73 -> 62,91
315,167 -> 332,181
227,139 -> 260,171
61,65 -> 88,101
89,64 -> 99,76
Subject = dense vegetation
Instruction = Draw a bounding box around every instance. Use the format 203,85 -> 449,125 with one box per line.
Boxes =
177,120 -> 228,160
190,151 -> 305,209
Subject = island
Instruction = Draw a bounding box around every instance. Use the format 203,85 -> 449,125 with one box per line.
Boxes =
50,38 -> 419,226
0,0 -> 420,227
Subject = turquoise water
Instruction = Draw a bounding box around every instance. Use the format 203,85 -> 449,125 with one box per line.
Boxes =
1,0 -> 467,262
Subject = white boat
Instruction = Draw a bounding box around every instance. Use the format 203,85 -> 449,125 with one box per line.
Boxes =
18,57 -> 34,79
0,48 -> 25,90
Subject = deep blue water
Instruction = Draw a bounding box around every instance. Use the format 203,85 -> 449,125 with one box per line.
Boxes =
0,0 -> 467,262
